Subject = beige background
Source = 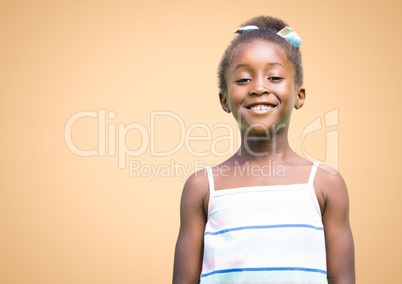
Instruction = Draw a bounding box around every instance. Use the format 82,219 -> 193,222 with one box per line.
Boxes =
1,0 -> 401,283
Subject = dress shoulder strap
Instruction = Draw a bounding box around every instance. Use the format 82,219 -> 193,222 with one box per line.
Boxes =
205,166 -> 215,217
206,166 -> 215,192
308,162 -> 320,185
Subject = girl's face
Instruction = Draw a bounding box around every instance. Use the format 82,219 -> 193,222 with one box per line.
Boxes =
221,39 -> 305,135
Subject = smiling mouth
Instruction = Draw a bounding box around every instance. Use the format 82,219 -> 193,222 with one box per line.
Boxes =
244,103 -> 276,112
248,104 -> 273,110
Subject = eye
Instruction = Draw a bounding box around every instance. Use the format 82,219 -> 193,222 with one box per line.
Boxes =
268,77 -> 284,83
235,78 -> 251,85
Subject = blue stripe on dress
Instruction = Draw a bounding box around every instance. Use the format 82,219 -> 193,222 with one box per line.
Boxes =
204,223 -> 324,235
201,266 -> 327,278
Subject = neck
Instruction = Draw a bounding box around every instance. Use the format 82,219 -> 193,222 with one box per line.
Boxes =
237,126 -> 293,161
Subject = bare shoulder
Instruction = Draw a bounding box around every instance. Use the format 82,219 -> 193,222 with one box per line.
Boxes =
314,163 -> 349,213
181,168 -> 210,214
183,168 -> 209,194
315,164 -> 347,191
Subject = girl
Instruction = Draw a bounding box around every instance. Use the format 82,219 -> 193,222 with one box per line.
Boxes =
173,16 -> 355,284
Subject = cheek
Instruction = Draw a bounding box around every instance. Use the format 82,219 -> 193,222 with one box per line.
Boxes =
226,88 -> 242,105
227,97 -> 241,114
278,82 -> 297,102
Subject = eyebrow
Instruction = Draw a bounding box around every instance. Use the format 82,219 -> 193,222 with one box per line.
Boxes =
232,62 -> 284,74
232,64 -> 249,74
267,62 -> 283,67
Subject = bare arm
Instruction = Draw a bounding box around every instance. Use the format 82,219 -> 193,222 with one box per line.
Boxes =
173,172 -> 208,284
320,168 -> 355,284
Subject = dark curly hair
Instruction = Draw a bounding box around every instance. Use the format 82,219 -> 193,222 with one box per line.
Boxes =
218,16 -> 303,93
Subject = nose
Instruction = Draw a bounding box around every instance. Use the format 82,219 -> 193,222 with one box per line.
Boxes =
250,77 -> 270,96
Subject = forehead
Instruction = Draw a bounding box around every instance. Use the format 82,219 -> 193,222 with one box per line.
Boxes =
229,39 -> 294,74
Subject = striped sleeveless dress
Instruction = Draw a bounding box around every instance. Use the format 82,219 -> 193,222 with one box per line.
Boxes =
200,162 -> 327,284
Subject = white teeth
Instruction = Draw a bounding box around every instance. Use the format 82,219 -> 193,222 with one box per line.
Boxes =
250,104 -> 272,110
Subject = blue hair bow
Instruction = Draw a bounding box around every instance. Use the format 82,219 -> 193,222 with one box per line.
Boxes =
234,25 -> 302,48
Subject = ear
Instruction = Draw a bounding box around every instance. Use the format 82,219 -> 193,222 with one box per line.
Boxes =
294,87 -> 306,110
219,92 -> 231,113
